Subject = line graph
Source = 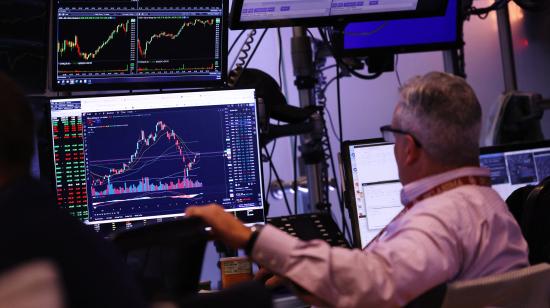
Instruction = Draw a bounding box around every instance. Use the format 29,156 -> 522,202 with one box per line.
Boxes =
136,16 -> 219,73
137,18 -> 214,58
83,106 -> 228,222
58,19 -> 130,61
56,16 -> 133,76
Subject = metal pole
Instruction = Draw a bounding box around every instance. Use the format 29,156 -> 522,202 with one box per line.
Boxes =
496,4 -> 518,92
442,50 -> 458,75
291,27 -> 323,213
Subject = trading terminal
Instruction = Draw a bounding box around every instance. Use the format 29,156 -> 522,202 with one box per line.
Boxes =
1,0 -> 550,307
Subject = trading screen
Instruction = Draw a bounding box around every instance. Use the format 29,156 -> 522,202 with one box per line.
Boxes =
480,145 -> 550,200
239,0 -> 419,21
54,0 -> 224,88
49,90 -> 264,234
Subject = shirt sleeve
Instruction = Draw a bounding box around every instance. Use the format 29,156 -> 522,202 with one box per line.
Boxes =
251,216 -> 462,308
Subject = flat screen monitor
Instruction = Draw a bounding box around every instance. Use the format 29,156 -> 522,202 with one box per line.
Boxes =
342,139 -> 550,249
342,139 -> 403,249
52,0 -> 228,91
44,89 -> 265,235
480,140 -> 550,201
230,0 -> 448,29
339,0 -> 460,56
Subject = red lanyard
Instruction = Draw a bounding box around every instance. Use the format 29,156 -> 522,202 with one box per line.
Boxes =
365,175 -> 491,249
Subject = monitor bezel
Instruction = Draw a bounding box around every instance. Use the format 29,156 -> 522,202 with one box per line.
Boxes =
230,0 -> 448,30
341,137 -> 395,249
335,0 -> 462,57
480,140 -> 550,156
40,88 -> 267,231
51,0 -> 229,92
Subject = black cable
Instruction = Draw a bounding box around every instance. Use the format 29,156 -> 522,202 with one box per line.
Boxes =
264,146 -> 293,215
323,123 -> 350,240
293,136 -> 298,215
317,27 -> 383,81
319,72 -> 345,142
277,28 -> 283,88
336,65 -> 343,143
243,29 -> 269,69
325,107 -> 341,143
467,0 -> 510,18
335,64 -> 351,240
228,30 -> 246,55
265,139 -> 277,198
321,64 -> 337,72
264,124 -> 279,216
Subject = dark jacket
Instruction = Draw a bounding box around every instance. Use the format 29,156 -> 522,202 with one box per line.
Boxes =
0,177 -> 145,308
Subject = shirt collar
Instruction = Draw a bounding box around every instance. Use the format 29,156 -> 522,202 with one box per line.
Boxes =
400,167 -> 491,206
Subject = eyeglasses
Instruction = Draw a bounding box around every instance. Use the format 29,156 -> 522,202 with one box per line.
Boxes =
380,125 -> 422,148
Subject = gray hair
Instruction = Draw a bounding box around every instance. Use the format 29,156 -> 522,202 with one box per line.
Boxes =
395,72 -> 482,166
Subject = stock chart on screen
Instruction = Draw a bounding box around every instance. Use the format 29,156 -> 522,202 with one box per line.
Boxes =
49,89 -> 264,234
53,0 -> 225,90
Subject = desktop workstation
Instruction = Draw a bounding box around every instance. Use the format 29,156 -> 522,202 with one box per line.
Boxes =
1,0 -> 550,307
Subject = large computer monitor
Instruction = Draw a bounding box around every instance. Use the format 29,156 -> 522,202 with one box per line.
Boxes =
342,139 -> 550,249
342,139 -> 403,249
338,0 -> 460,57
480,141 -> 550,201
43,89 -> 265,235
230,0 -> 448,29
52,0 -> 227,91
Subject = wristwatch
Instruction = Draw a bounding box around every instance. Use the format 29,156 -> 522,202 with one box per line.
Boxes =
244,224 -> 264,256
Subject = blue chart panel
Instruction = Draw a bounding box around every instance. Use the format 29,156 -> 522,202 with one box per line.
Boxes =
82,106 -> 236,222
506,153 -> 537,185
480,153 -> 509,185
535,151 -> 550,181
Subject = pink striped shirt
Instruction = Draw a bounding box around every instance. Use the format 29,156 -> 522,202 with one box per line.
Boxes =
252,167 -> 528,307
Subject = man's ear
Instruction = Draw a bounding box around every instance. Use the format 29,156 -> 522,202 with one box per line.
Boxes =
404,134 -> 421,166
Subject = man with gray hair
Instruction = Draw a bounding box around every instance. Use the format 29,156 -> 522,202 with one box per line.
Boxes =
186,72 -> 528,307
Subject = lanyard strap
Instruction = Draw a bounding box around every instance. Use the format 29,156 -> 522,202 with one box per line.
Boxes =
365,175 -> 491,249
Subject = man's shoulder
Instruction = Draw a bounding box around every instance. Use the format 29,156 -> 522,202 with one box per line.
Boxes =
403,185 -> 507,230
416,185 -> 504,213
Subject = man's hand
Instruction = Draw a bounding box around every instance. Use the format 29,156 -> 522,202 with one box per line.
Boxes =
254,267 -> 285,289
185,204 -> 252,249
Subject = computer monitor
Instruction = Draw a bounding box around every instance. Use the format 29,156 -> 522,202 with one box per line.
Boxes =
230,0 -> 448,29
52,0 -> 227,91
480,141 -> 550,201
342,139 -> 403,249
338,0 -> 460,56
342,139 -> 550,249
44,89 -> 265,235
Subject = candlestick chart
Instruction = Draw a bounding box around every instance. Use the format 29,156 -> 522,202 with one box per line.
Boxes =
56,16 -> 133,75
136,16 -> 219,73
82,107 -> 227,222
